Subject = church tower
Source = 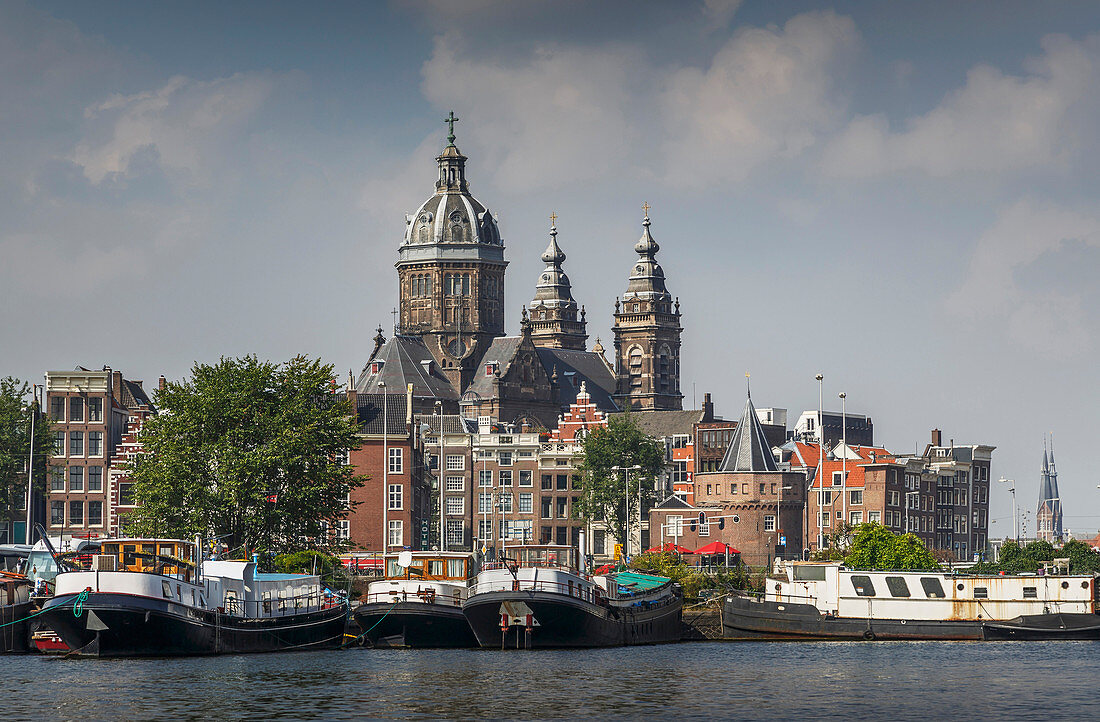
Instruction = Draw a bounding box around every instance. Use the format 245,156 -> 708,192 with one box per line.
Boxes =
612,204 -> 683,411
395,112 -> 507,391
528,214 -> 587,350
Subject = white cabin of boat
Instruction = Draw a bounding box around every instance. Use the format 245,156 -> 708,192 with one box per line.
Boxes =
470,545 -> 605,604
768,561 -> 1097,621
366,551 -> 476,607
52,538 -> 337,620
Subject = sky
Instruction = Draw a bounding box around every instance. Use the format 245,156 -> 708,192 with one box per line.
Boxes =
3,0 -> 1100,537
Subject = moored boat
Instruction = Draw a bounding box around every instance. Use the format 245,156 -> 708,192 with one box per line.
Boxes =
353,551 -> 477,648
462,544 -> 682,649
723,561 -> 1100,641
40,538 -> 349,656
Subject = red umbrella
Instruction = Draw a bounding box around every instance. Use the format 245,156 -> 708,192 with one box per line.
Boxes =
693,541 -> 739,555
646,542 -> 692,554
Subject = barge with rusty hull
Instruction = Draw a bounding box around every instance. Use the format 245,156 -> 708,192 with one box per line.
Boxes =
723,561 -> 1100,641
462,545 -> 682,649
353,551 -> 477,648
40,539 -> 348,656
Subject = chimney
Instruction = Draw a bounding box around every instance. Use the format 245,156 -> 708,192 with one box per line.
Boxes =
931,428 -> 942,447
405,384 -> 413,427
702,392 -> 714,422
112,371 -> 123,402
158,375 -> 167,392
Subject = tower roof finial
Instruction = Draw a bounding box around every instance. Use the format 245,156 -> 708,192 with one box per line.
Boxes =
746,372 -> 751,399
444,110 -> 459,146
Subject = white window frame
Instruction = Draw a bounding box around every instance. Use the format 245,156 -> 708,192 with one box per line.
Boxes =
498,493 -> 513,513
479,470 -> 493,487
445,496 -> 464,516
445,475 -> 465,492
499,470 -> 513,487
850,511 -> 863,525
478,493 -> 492,514
764,515 -> 776,532
387,520 -> 403,547
388,447 -> 403,474
388,483 -> 403,510
498,451 -> 513,466
518,492 -> 533,514
445,454 -> 464,471
850,489 -> 863,505
446,520 -> 463,546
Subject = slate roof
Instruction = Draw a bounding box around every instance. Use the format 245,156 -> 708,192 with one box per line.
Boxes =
610,409 -> 704,439
355,335 -> 458,400
653,494 -> 695,510
417,413 -> 478,435
536,347 -> 618,412
355,393 -> 411,436
120,379 -> 154,410
465,336 -> 526,400
719,395 -> 779,473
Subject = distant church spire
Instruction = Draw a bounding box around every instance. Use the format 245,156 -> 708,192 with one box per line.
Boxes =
1037,434 -> 1063,543
528,213 -> 587,350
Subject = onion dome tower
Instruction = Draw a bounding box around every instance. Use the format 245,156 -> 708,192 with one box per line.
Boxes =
612,203 -> 683,410
528,214 -> 587,350
396,111 -> 508,391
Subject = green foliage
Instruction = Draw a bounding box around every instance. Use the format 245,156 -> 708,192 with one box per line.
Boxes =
628,551 -> 755,600
126,355 -> 364,553
810,522 -> 854,561
971,538 -> 1100,575
842,523 -> 939,571
273,550 -> 343,574
572,414 -> 666,546
0,378 -> 52,535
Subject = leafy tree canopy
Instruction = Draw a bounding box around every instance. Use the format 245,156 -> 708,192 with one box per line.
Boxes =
126,355 -> 363,553
971,538 -> 1100,575
572,414 -> 666,547
842,523 -> 939,571
629,551 -> 755,599
0,378 -> 52,534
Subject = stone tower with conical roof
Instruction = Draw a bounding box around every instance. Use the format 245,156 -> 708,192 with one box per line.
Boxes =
528,215 -> 587,350
612,204 -> 683,411
396,112 -> 508,391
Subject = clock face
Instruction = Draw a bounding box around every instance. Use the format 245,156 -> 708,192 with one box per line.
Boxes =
447,338 -> 466,357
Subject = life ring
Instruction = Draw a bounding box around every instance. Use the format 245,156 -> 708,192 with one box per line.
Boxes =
862,629 -> 875,641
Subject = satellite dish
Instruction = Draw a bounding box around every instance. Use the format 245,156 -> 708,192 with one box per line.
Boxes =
397,550 -> 413,568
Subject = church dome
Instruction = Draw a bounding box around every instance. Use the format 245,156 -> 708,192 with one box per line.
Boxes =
624,208 -> 671,301
397,118 -> 505,266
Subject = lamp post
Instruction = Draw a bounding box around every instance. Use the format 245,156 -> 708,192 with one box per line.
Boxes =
839,391 -> 847,528
999,477 -> 1017,543
379,381 -> 387,554
611,464 -> 642,558
25,384 -> 39,545
436,400 -> 444,552
815,373 -> 824,551
777,485 -> 793,560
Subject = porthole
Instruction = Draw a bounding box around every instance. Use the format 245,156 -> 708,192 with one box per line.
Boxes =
1062,581 -> 1069,589
957,583 -> 964,591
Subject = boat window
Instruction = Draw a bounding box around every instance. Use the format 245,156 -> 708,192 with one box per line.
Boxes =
123,545 -> 137,568
885,576 -> 910,598
920,577 -> 946,598
428,560 -> 444,577
447,558 -> 464,578
1023,587 -> 1037,598
793,566 -> 826,581
973,587 -> 988,599
162,580 -> 172,598
850,575 -> 876,597
387,560 -> 401,577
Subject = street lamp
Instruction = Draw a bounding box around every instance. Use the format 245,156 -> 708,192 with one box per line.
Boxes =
776,485 -> 793,560
839,392 -> 847,526
25,384 -> 40,545
379,381 -> 387,554
611,464 -> 642,558
436,400 -> 444,552
815,373 -> 824,551
999,477 -> 1017,543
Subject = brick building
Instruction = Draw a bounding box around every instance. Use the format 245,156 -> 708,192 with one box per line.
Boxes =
44,367 -> 156,539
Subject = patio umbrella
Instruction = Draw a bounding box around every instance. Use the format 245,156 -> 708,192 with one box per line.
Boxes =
693,541 -> 740,555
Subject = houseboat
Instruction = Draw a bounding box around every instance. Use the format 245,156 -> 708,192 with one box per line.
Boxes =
0,573 -> 32,653
353,550 -> 477,648
462,544 -> 682,648
723,561 -> 1100,641
39,539 -> 349,656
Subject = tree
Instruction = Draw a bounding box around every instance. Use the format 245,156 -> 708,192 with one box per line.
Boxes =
572,414 -> 666,549
843,523 -> 939,571
0,377 -> 52,542
126,356 -> 363,553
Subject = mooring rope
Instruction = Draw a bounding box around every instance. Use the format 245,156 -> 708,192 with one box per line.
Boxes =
72,589 -> 90,618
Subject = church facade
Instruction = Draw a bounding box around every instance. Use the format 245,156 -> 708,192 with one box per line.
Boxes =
357,115 -> 684,425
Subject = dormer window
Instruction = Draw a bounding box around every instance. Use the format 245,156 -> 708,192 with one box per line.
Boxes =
371,361 -> 384,375
485,361 -> 498,376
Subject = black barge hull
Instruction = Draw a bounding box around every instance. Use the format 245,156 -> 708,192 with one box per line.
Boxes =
353,601 -> 477,648
463,590 -> 682,648
723,596 -> 1100,641
40,592 -> 348,656
0,601 -> 34,652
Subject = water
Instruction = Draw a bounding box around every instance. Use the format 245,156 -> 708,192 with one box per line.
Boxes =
10,641 -> 1097,720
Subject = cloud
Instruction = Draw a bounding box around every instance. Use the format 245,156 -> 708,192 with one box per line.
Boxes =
420,35 -> 642,191
821,33 -> 1100,178
71,72 -> 284,186
659,11 -> 859,186
946,199 -> 1100,355
702,0 -> 742,28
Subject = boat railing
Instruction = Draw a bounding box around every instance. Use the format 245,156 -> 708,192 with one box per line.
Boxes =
469,577 -> 607,607
221,589 -> 344,619
479,560 -> 576,574
363,588 -> 463,608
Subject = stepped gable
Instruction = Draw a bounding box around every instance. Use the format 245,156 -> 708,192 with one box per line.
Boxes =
719,392 -> 779,473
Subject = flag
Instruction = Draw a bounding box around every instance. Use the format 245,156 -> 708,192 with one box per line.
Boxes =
265,494 -> 278,503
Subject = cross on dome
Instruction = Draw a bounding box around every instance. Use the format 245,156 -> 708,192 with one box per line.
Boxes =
444,111 -> 459,146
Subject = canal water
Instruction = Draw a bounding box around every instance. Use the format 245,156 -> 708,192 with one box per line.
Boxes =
11,641 -> 1097,720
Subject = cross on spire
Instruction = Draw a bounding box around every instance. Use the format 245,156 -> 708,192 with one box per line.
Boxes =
444,111 -> 459,146
391,307 -> 399,334
549,211 -> 557,227
642,201 -> 650,219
